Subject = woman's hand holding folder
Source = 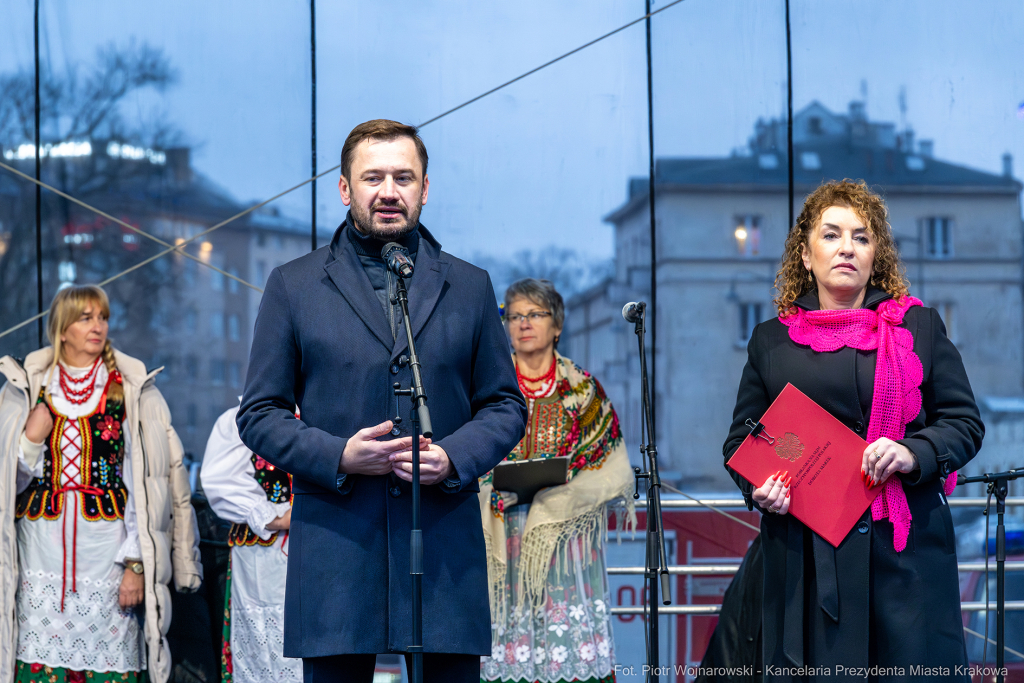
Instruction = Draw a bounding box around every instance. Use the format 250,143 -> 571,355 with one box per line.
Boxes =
752,470 -> 792,515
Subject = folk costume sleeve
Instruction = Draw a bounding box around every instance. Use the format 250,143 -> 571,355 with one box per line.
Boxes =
16,434 -> 45,493
115,427 -> 142,563
202,407 -> 289,541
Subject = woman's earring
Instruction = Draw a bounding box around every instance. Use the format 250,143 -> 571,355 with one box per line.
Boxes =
807,270 -> 813,283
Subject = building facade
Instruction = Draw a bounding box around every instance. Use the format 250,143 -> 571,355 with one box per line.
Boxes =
562,102 -> 1024,494
0,142 -> 320,459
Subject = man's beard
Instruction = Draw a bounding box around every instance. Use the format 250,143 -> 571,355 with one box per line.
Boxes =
350,200 -> 422,241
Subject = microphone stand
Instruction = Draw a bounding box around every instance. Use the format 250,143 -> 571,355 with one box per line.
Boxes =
958,468 -> 1024,683
391,274 -> 432,683
627,302 -> 671,682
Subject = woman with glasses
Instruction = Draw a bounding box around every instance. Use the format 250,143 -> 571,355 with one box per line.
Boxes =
480,278 -> 633,683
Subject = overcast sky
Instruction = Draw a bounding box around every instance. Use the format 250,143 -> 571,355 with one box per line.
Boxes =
2,0 -> 1022,262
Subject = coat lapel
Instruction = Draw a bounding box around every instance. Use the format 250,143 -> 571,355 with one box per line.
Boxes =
391,237 -> 450,362
324,231 -> 394,351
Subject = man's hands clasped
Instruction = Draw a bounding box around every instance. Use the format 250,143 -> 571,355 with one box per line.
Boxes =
340,420 -> 454,486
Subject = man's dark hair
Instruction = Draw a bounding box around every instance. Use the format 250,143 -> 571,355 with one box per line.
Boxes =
340,119 -> 429,179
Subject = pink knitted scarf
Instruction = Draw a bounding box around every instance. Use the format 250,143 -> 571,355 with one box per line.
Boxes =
781,295 -> 956,551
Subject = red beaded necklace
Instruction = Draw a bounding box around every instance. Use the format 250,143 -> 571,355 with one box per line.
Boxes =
516,356 -> 557,399
58,357 -> 103,405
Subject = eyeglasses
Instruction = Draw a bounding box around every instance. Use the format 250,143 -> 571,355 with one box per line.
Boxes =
506,311 -> 552,325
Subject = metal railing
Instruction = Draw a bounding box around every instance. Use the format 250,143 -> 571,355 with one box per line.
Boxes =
607,496 -> 1024,616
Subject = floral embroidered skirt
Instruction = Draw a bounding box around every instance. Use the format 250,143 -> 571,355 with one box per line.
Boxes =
223,536 -> 302,683
14,661 -> 146,683
15,512 -> 145,674
481,505 -> 617,683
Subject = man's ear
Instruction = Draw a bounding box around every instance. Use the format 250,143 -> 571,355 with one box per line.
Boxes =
338,174 -> 352,206
421,174 -> 429,206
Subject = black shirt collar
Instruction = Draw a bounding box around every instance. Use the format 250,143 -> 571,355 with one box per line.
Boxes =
343,212 -> 420,261
794,285 -> 893,311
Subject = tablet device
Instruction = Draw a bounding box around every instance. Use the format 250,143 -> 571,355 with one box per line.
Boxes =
492,456 -> 570,505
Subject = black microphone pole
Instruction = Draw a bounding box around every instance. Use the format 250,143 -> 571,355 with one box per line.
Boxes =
624,301 -> 671,682
958,467 -> 1024,683
386,243 -> 431,683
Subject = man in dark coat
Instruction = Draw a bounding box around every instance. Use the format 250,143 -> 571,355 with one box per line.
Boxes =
237,119 -> 527,683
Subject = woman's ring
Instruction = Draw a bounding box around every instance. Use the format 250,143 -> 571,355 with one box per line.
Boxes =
873,451 -> 882,460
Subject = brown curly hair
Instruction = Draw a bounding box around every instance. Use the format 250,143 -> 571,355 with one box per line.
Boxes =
774,179 -> 909,315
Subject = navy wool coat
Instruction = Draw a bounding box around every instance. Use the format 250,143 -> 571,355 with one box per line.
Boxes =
237,222 -> 527,657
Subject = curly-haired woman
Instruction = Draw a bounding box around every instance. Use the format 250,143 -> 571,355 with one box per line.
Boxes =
0,285 -> 202,683
479,279 -> 633,683
723,180 -> 983,681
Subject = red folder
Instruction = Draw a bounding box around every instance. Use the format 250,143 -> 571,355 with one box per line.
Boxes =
727,383 -> 883,547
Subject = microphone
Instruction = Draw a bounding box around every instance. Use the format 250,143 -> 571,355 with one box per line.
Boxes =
382,242 -> 414,278
622,301 -> 646,323
618,301 -> 643,325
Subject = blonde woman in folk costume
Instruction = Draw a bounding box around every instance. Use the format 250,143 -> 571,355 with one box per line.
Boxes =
480,278 -> 634,683
0,285 -> 202,683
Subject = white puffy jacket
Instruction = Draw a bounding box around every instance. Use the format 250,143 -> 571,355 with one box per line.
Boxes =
0,348 -> 202,683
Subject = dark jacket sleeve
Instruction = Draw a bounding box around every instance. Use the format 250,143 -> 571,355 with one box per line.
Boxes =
435,274 -> 527,491
723,324 -> 770,509
899,307 -> 985,486
236,268 -> 349,492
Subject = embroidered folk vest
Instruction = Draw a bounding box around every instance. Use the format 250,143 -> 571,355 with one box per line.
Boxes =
227,454 -> 293,547
16,388 -> 128,522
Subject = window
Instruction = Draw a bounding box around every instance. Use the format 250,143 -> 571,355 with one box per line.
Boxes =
738,302 -> 762,345
229,362 -> 242,388
210,312 -> 224,338
800,151 -> 821,170
184,308 -> 197,333
256,231 -> 266,247
228,314 -> 240,342
210,257 -> 225,291
256,260 -> 266,285
733,215 -> 761,256
228,267 -> 239,293
109,300 -> 127,331
933,301 -> 957,343
210,360 -> 226,385
922,217 -> 953,258
183,258 -> 197,287
808,116 -> 823,135
187,403 -> 197,430
185,355 -> 198,380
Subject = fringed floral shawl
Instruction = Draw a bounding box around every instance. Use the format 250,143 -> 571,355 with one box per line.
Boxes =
478,352 -> 635,622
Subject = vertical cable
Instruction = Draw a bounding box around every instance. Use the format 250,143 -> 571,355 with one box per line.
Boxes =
785,0 -> 794,230
310,0 -> 318,252
34,0 -> 43,346
645,0 -> 656,436
644,5 -> 658,674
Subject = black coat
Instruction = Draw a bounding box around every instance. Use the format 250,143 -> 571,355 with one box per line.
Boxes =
723,288 -> 984,682
237,223 -> 527,657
